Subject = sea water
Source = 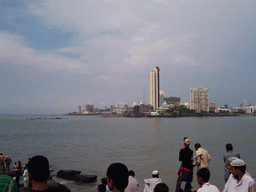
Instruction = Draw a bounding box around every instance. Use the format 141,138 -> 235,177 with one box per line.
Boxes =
0,114 -> 255,191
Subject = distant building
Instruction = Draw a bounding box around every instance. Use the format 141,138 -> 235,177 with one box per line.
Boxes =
190,88 -> 209,112
209,102 -> 217,110
134,104 -> 151,116
124,104 -> 128,110
85,104 -> 94,112
164,97 -> 180,105
159,91 -> 164,107
78,106 -> 82,113
110,105 -> 115,111
149,67 -> 160,110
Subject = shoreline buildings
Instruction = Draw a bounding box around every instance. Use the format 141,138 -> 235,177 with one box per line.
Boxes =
149,67 -> 160,110
190,88 -> 210,112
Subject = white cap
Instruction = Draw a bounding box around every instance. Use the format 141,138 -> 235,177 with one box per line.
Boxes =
231,159 -> 245,167
152,170 -> 159,175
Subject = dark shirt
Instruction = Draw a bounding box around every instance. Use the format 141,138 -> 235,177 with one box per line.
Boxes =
179,146 -> 193,170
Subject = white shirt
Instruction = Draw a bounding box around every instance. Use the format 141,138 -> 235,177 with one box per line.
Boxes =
143,178 -> 161,192
223,173 -> 256,192
197,183 -> 219,192
125,176 -> 139,192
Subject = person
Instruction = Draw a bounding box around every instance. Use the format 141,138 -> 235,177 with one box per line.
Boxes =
23,166 -> 29,188
175,138 -> 193,192
223,159 -> 255,192
223,143 -> 240,182
101,177 -> 112,192
0,174 -> 18,192
196,168 -> 219,192
143,170 -> 162,192
125,170 -> 139,192
5,156 -> 12,171
10,162 -> 16,172
16,161 -> 22,170
227,157 -> 239,175
194,143 -> 211,169
98,184 -> 107,192
0,153 -> 5,171
28,155 -> 59,192
154,183 -> 169,192
106,163 -> 129,192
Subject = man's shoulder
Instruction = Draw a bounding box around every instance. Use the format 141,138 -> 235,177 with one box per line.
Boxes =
243,173 -> 256,183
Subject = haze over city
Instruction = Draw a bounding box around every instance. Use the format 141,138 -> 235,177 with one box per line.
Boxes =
1,0 -> 255,114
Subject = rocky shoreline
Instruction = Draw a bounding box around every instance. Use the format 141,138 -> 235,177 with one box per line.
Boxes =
1,169 -> 97,192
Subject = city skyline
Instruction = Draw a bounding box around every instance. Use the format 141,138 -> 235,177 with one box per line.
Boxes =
1,1 -> 256,114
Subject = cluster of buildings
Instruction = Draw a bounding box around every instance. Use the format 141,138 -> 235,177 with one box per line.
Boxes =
70,67 -> 255,116
148,67 -> 213,113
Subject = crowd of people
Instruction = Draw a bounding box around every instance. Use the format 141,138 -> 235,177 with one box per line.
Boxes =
0,138 -> 255,192
96,138 -> 255,192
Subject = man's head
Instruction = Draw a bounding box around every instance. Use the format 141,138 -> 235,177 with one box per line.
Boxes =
227,157 -> 239,174
197,168 -> 210,185
226,143 -> 233,152
230,159 -> 246,178
152,170 -> 159,178
128,170 -> 135,177
106,163 -> 128,192
101,177 -> 107,185
27,155 -> 50,182
154,183 -> 169,192
194,143 -> 201,151
184,139 -> 191,147
98,184 -> 106,192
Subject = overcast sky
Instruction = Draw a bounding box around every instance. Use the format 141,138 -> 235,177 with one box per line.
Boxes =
1,0 -> 255,114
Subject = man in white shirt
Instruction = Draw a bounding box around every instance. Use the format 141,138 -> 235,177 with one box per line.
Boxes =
196,168 -> 219,192
143,170 -> 162,192
223,159 -> 255,192
125,170 -> 139,192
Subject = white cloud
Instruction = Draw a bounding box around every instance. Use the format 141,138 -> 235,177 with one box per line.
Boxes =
0,32 -> 89,73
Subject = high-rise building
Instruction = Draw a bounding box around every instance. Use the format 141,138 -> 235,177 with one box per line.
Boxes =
149,67 -> 160,110
190,88 -> 209,112
78,106 -> 82,113
159,91 -> 164,107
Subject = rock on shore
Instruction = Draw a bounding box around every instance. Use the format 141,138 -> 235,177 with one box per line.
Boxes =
57,170 -> 97,183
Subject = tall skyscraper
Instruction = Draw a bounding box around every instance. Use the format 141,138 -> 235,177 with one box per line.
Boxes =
149,67 -> 160,110
190,88 -> 209,112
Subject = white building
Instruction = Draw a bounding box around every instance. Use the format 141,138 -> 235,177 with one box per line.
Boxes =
149,67 -> 160,110
190,88 -> 209,112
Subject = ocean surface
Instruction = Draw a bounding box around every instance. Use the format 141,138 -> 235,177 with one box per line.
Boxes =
0,114 -> 255,192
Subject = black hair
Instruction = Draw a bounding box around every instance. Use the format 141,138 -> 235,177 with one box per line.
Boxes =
27,155 -> 49,182
106,163 -> 128,191
101,177 -> 107,185
197,168 -> 210,182
195,143 -> 201,148
234,165 -> 246,173
154,183 -> 169,192
128,170 -> 135,177
98,184 -> 106,192
226,143 -> 233,151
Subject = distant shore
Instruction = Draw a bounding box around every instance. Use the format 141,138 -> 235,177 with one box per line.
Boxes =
63,112 -> 256,118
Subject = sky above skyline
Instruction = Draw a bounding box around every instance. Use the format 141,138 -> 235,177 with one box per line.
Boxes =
1,0 -> 256,114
